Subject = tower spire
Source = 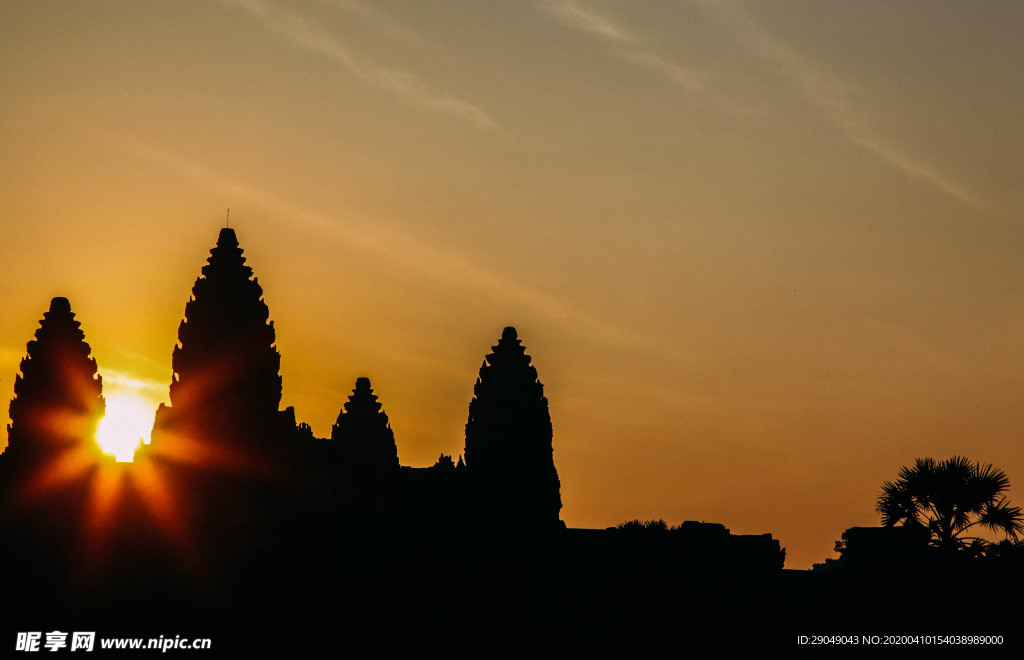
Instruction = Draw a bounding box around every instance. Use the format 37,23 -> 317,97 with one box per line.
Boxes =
151,227 -> 283,449
464,326 -> 561,530
7,298 -> 105,464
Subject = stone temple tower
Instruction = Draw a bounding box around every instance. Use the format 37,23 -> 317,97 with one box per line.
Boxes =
332,377 -> 399,474
464,327 -> 561,531
152,228 -> 285,450
6,297 -> 105,466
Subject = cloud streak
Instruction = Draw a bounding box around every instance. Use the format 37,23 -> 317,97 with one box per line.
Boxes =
100,369 -> 169,396
694,0 -> 991,213
82,123 -> 704,367
306,0 -> 431,48
546,0 -> 989,212
542,0 -> 708,95
224,0 -> 496,130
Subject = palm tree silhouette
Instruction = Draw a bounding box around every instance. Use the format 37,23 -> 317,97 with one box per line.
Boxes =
877,456 -> 1024,554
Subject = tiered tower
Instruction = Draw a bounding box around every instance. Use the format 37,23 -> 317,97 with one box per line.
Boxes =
152,228 -> 284,448
464,327 -> 561,530
6,297 -> 105,464
331,377 -> 399,473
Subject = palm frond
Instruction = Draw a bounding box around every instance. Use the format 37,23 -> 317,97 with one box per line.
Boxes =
980,497 -> 1024,541
877,479 -> 916,526
951,508 -> 971,533
876,456 -> 1021,551
969,462 -> 1012,508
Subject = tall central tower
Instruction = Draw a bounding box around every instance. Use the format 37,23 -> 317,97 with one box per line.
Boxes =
152,228 -> 284,449
464,327 -> 561,531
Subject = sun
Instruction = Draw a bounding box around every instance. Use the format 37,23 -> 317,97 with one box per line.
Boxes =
95,392 -> 156,462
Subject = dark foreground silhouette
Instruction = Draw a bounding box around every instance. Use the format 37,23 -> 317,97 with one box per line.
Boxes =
2,229 -> 1021,655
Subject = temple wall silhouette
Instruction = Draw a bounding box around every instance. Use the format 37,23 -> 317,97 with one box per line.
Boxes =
0,228 -> 789,548
4,228 -> 1017,655
132,228 -> 570,533
0,227 -> 823,655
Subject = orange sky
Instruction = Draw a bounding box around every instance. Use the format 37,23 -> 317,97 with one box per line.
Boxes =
2,1 -> 1023,569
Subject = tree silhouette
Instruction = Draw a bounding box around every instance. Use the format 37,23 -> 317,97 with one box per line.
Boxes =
6,297 -> 105,464
877,456 -> 1024,554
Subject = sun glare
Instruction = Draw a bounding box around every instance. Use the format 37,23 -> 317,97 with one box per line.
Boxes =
96,393 -> 156,462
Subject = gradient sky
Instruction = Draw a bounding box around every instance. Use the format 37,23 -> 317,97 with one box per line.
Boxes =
2,0 -> 1023,569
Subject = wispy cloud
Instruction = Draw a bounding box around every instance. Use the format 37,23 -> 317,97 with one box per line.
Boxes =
542,0 -> 708,95
83,124 -> 704,366
305,0 -> 430,48
852,137 -> 985,211
547,0 -> 990,212
100,369 -> 168,396
544,0 -> 636,45
224,0 -> 496,130
694,0 -> 991,213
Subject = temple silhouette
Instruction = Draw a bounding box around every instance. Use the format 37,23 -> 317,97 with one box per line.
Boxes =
139,227 -> 567,535
3,226 -> 1017,655
151,228 -> 292,452
6,297 -> 105,461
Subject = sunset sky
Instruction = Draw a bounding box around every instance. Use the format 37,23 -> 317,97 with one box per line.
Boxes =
2,1 -> 1023,569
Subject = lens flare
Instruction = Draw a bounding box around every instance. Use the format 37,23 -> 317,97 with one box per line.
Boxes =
95,393 -> 155,462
